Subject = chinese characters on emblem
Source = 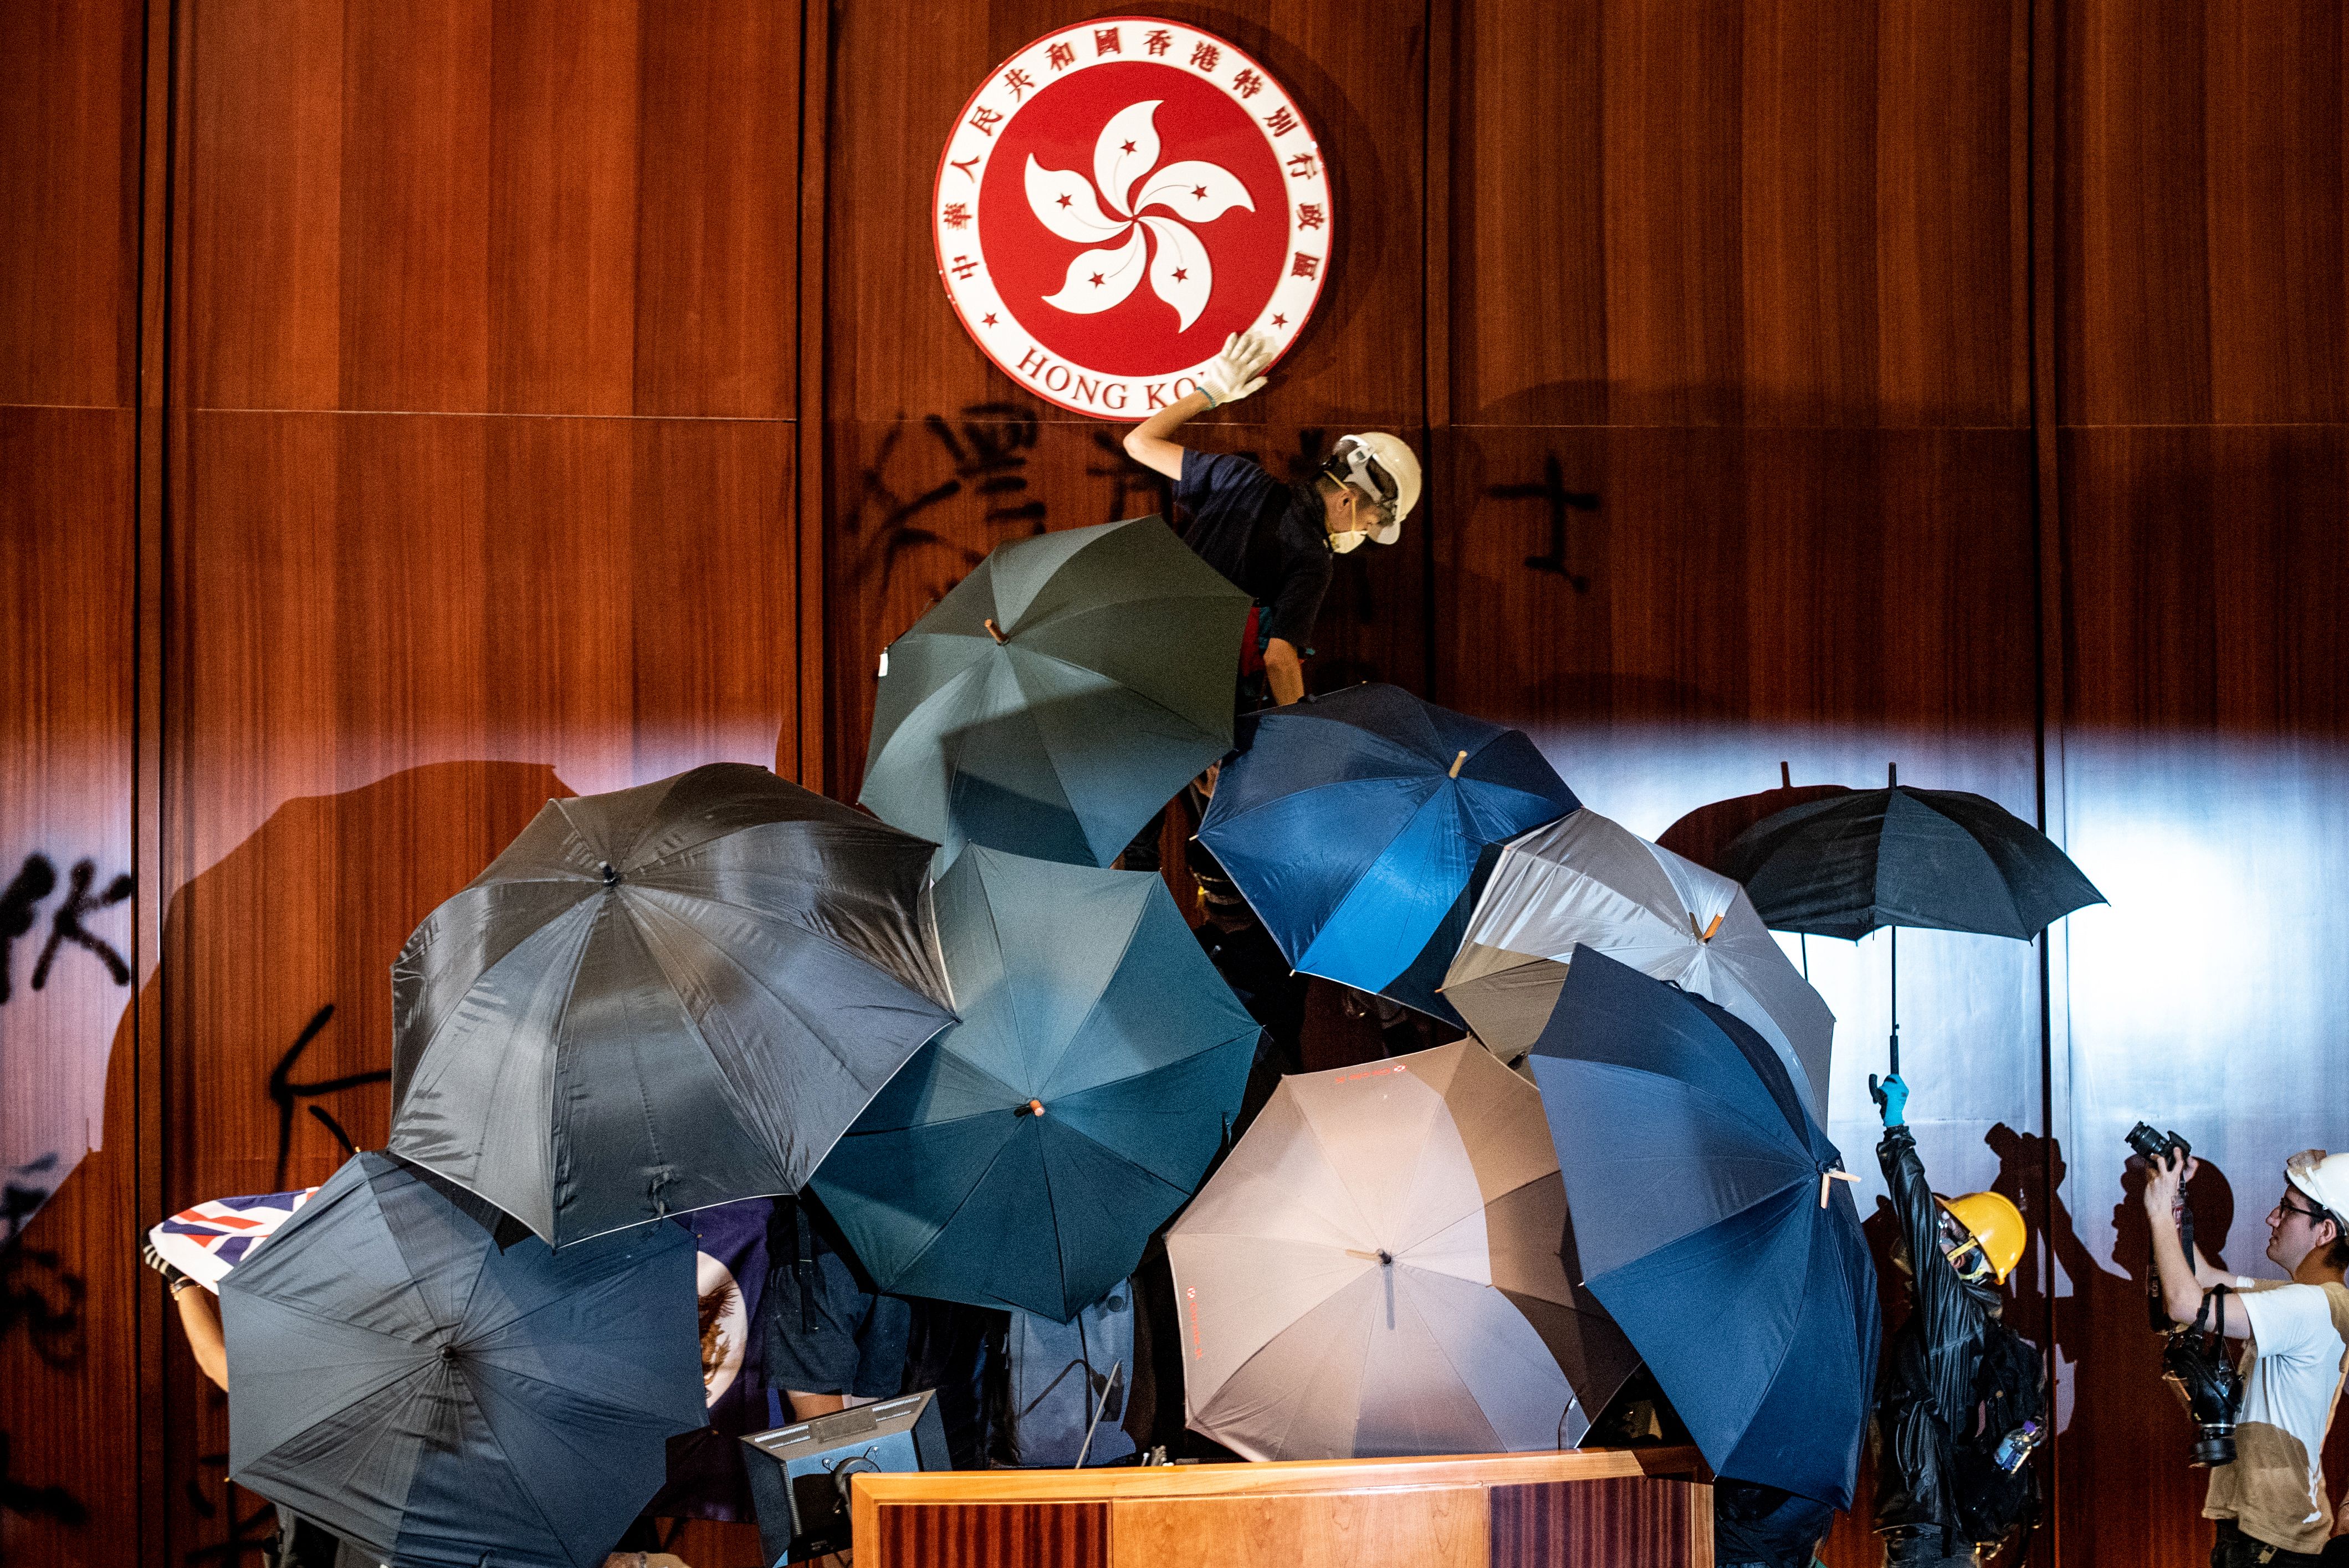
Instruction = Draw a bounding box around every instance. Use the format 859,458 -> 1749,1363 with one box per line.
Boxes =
1094,26 -> 1122,54
1047,40 -> 1076,70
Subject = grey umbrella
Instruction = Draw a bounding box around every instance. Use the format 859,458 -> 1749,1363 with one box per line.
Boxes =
1443,808 -> 1834,1116
390,763 -> 955,1248
224,1152 -> 707,1567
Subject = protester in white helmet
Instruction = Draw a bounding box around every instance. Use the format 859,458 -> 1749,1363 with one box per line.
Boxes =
1119,329 -> 1424,1078
2141,1145 -> 2349,1567
1121,328 -> 1420,709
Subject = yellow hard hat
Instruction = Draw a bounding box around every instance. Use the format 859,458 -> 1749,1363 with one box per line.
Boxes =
1940,1191 -> 2028,1284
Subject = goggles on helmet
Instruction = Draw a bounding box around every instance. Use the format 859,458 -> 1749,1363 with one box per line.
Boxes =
1320,438 -> 1400,529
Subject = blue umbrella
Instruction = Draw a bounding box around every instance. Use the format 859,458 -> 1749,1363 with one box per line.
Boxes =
1196,684 -> 1580,1023
812,847 -> 1261,1320
224,1152 -> 707,1567
1525,946 -> 1879,1509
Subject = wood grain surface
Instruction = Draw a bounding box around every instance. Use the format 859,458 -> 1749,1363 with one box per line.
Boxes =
875,1500 -> 1110,1568
7,1 -> 2349,1564
1110,1488 -> 1487,1568
1487,1476 -> 1707,1568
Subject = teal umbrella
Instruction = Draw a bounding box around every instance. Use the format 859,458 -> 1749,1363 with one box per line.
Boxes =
811,847 -> 1261,1320
858,516 -> 1252,872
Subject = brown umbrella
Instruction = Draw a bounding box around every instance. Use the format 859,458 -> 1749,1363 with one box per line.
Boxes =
1165,1041 -> 1638,1461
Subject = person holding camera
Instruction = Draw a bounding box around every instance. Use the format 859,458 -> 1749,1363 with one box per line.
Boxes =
1868,1074 -> 2045,1567
2142,1143 -> 2349,1565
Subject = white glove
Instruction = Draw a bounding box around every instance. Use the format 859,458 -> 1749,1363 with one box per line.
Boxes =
1199,330 -> 1275,407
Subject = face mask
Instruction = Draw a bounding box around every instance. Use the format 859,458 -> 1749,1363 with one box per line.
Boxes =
1329,526 -> 1370,555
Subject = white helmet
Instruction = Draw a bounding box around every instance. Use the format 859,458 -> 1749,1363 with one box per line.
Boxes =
2287,1150 -> 2349,1230
1321,433 -> 1421,552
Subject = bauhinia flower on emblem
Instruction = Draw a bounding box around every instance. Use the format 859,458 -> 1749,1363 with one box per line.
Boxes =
1025,99 -> 1253,331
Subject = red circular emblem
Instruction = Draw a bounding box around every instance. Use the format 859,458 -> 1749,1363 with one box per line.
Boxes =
933,18 -> 1332,419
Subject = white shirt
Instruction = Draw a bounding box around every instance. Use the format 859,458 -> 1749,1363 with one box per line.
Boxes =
2203,1280 -> 2349,1547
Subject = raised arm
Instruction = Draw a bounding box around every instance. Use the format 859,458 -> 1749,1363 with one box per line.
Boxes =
2142,1148 -> 2251,1337
1122,331 -> 1275,479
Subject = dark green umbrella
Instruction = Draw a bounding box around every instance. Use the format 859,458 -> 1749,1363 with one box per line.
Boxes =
225,1152 -> 707,1567
811,846 -> 1261,1320
858,516 -> 1252,872
391,763 -> 955,1248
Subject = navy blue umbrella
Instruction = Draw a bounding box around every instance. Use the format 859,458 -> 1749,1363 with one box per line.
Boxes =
1196,684 -> 1579,1023
224,1152 -> 707,1567
1525,946 -> 1879,1509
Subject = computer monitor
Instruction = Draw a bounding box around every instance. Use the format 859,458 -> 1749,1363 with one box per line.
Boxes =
739,1390 -> 950,1566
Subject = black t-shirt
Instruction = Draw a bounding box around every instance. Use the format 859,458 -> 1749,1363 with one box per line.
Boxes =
1173,449 -> 1333,650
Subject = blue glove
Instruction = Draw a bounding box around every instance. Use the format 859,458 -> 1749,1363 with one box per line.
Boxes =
1870,1073 -> 1908,1128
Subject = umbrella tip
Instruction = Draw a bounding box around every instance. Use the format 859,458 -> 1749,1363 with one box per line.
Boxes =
984,617 -> 1007,644
1018,1098 -> 1046,1118
600,862 -> 622,887
1780,760 -> 1792,788
1377,1249 -> 1393,1265
1448,750 -> 1467,778
1887,761 -> 1897,786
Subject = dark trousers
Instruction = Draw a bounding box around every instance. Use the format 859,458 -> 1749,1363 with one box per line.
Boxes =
2213,1519 -> 2324,1568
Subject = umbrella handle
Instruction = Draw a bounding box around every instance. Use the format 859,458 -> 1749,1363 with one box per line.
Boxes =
1820,1170 -> 1859,1208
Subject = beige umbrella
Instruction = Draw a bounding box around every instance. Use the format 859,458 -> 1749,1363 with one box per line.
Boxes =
1442,808 -> 1834,1115
1165,1041 -> 1637,1462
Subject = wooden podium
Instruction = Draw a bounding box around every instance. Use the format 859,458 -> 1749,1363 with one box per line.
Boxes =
851,1445 -> 1711,1568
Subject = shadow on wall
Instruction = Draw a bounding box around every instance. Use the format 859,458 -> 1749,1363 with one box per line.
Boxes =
1,760 -> 568,1562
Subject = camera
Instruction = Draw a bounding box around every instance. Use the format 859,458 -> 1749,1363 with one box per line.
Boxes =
2161,1285 -> 2243,1467
2127,1121 -> 2192,1167
2123,1124 -> 2239,1463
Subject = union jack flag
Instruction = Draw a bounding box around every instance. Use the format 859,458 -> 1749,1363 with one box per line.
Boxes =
148,1187 -> 316,1293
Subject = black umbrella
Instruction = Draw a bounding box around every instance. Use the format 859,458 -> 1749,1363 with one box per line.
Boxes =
225,1152 -> 707,1567
390,763 -> 955,1247
1716,764 -> 2104,1070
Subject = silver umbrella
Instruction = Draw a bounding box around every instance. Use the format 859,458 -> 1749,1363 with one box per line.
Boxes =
1165,1041 -> 1637,1461
1443,808 -> 1834,1115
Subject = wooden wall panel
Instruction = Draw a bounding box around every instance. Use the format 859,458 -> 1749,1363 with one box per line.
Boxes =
0,407 -> 141,1565
183,0 -> 802,418
0,0 -> 141,409
1450,0 -> 2025,429
0,3 -> 146,1559
2058,0 -> 2349,426
824,1 -> 1425,427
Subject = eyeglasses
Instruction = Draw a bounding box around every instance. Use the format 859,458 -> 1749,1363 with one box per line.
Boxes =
2278,1196 -> 2338,1228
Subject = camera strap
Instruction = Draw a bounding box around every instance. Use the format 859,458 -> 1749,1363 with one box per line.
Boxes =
2194,1282 -> 2230,1339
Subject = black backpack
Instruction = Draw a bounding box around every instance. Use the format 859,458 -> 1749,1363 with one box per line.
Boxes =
1951,1321 -> 2046,1545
